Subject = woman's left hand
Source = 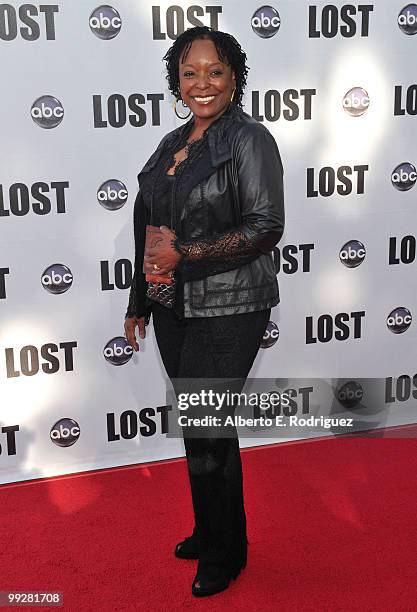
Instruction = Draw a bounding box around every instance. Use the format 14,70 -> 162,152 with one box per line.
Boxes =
144,226 -> 182,275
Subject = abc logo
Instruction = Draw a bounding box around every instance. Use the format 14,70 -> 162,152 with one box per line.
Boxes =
41,264 -> 73,294
50,418 -> 80,447
251,5 -> 281,38
339,240 -> 366,268
260,321 -> 279,348
398,4 -> 417,35
386,306 -> 412,334
104,336 -> 133,365
391,162 -> 417,191
337,381 -> 363,409
89,5 -> 122,39
342,87 -> 370,117
31,95 -> 64,129
97,179 -> 128,210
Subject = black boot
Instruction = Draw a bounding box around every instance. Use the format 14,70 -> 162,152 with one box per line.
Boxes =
191,558 -> 246,597
174,527 -> 199,559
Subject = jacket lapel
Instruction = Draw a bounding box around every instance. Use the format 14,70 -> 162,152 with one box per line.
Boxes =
137,106 -> 236,185
136,120 -> 192,187
174,117 -> 234,220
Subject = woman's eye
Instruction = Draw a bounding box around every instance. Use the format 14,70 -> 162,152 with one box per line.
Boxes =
183,70 -> 223,77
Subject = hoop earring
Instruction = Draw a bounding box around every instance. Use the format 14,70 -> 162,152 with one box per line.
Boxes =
230,88 -> 236,103
173,97 -> 191,120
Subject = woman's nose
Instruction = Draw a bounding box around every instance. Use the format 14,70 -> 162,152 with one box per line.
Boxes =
195,73 -> 210,89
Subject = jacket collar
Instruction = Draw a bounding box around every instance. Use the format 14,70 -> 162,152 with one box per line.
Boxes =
173,102 -> 239,165
138,103 -> 240,180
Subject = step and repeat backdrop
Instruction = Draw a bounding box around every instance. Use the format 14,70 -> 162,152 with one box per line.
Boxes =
1,1 -> 416,485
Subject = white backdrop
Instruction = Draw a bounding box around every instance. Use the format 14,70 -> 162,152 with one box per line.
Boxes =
1,0 -> 416,485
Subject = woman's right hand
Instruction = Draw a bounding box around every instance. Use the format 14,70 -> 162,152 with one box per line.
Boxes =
124,316 -> 146,352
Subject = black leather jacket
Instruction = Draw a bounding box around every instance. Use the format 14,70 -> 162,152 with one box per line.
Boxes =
125,103 -> 285,322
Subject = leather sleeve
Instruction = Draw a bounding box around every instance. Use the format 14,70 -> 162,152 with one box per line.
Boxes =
233,123 -> 285,253
175,124 -> 285,266
125,190 -> 152,324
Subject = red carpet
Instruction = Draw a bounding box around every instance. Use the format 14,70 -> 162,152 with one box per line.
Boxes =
1,436 -> 417,611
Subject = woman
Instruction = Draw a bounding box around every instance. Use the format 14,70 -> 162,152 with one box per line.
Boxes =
124,26 -> 284,597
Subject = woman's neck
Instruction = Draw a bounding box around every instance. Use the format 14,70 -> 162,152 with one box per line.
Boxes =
189,103 -> 232,139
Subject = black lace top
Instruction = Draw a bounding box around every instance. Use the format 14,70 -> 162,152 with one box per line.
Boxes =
148,172 -> 175,227
125,111 -> 266,321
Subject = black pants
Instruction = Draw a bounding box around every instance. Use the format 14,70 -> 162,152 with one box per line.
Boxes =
152,301 -> 270,573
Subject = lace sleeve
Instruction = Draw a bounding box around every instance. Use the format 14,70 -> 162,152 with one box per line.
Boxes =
173,229 -> 262,261
125,268 -> 153,324
171,229 -> 264,282
125,266 -> 139,317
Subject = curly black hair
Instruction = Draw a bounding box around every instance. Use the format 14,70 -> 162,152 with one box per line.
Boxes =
162,26 -> 249,109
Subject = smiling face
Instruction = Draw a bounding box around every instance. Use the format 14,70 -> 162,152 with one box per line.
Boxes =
178,37 -> 236,125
